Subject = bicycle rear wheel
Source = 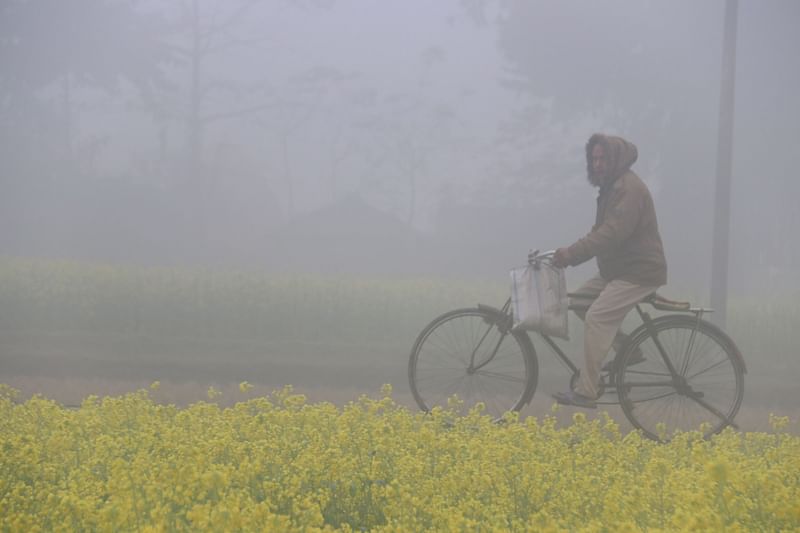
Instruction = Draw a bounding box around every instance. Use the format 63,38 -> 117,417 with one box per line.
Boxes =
408,307 -> 537,420
617,315 -> 744,441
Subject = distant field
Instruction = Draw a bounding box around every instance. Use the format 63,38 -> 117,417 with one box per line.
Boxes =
0,257 -> 507,404
1,257 -> 797,432
0,257 -> 506,346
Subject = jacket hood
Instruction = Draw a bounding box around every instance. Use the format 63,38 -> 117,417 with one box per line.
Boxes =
586,133 -> 638,187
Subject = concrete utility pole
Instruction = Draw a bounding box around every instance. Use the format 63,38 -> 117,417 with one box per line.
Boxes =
710,0 -> 738,327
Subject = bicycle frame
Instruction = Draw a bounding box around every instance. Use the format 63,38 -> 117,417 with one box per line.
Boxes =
409,282 -> 744,437
508,296 -> 727,408
459,277 -> 744,427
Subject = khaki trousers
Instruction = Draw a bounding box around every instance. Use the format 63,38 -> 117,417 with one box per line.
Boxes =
571,274 -> 660,399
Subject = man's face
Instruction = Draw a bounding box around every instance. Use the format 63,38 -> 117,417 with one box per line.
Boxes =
590,143 -> 607,186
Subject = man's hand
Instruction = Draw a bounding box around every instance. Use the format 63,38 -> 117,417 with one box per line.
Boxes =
552,247 -> 571,269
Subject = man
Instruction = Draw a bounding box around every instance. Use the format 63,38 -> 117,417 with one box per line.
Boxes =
550,133 -> 667,408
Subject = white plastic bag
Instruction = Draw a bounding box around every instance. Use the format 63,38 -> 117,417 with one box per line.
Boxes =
510,262 -> 569,339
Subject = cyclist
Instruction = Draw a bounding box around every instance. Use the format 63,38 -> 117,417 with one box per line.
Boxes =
548,133 -> 667,408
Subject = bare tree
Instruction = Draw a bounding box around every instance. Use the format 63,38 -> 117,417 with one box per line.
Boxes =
0,0 -> 169,176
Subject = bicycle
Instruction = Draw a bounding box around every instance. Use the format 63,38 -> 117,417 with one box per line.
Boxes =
408,250 -> 746,441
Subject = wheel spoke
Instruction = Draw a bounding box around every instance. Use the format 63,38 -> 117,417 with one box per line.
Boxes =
410,308 -> 534,420
628,389 -> 678,403
473,370 -> 527,383
617,316 -> 743,441
623,380 -> 675,388
686,357 -> 730,380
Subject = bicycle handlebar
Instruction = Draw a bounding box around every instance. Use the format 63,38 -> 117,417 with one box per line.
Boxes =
528,249 -> 557,266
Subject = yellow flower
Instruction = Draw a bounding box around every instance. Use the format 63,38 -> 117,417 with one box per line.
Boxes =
2,384 -> 798,531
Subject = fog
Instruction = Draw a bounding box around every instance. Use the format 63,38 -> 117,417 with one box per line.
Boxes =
1,1 -> 798,428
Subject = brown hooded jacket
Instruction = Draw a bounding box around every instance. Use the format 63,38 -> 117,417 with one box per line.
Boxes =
565,134 -> 667,286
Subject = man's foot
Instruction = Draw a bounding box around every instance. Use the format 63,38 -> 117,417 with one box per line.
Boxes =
602,347 -> 646,372
552,391 -> 597,409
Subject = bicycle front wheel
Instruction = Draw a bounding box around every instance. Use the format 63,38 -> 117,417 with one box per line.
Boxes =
617,315 -> 744,441
408,307 -> 537,420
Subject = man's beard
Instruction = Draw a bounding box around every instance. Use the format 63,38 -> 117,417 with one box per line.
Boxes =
588,173 -> 605,187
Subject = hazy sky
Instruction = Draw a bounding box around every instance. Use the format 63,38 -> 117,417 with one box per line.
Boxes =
3,0 -> 799,293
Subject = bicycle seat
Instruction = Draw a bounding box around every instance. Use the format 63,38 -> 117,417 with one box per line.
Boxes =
567,292 -> 692,312
643,293 -> 691,312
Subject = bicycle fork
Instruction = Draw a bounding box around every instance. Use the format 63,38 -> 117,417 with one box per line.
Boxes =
467,328 -> 506,374
468,300 -> 514,374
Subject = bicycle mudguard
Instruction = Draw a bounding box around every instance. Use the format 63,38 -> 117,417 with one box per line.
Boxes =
477,303 -> 514,332
692,317 -> 747,373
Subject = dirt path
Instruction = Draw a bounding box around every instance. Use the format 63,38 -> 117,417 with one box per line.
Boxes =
2,331 -> 797,434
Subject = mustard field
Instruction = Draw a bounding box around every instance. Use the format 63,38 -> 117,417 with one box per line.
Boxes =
2,384 -> 798,532
0,257 -> 505,345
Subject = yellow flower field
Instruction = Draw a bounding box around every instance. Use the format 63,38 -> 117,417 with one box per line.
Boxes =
1,384 -> 798,532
